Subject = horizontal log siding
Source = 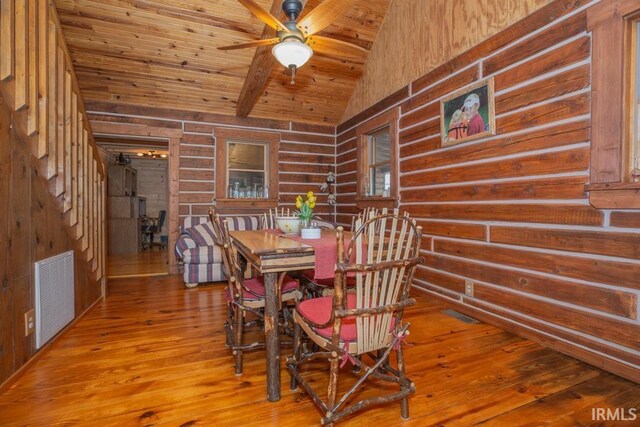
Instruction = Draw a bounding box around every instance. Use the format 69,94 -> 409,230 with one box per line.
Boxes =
335,1 -> 640,382
88,106 -> 336,220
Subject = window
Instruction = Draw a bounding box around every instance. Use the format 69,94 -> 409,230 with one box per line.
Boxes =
587,1 -> 640,208
356,107 -> 399,209
215,128 -> 279,210
227,142 -> 268,198
368,126 -> 392,196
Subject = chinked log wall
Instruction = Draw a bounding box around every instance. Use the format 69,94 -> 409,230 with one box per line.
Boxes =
0,0 -> 106,385
336,0 -> 640,383
86,103 -> 337,221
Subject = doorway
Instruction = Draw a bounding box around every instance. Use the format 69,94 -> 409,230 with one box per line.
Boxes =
97,135 -> 170,278
90,122 -> 182,281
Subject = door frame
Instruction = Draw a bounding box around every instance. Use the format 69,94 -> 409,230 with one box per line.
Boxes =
91,122 -> 182,275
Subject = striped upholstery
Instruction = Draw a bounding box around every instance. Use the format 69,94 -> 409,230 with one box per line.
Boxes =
225,216 -> 261,231
181,246 -> 223,264
174,233 -> 196,259
175,215 -> 261,287
185,221 -> 216,246
181,216 -> 209,232
184,263 -> 225,284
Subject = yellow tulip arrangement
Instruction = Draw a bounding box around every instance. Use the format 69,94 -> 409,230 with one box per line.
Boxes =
296,191 -> 317,225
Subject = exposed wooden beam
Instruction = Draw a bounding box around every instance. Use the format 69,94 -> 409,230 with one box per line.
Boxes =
235,0 -> 282,117
236,0 -> 308,117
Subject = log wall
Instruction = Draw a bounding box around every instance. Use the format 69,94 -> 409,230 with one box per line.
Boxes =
336,0 -> 640,382
86,103 -> 336,222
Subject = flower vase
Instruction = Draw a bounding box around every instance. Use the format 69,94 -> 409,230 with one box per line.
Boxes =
300,218 -> 311,230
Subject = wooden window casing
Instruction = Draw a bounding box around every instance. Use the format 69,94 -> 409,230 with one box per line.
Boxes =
215,127 -> 279,211
587,0 -> 640,208
355,107 -> 399,209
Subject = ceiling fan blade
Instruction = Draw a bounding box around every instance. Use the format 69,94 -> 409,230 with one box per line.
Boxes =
218,37 -> 280,50
307,35 -> 367,59
297,0 -> 356,37
237,0 -> 291,32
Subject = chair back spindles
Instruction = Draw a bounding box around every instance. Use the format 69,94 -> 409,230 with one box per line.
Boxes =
262,207 -> 292,229
351,206 -> 379,232
344,212 -> 422,354
209,208 -> 243,295
288,211 -> 422,424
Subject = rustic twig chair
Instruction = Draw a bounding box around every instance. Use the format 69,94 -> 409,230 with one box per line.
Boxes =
263,206 -> 336,230
350,206 -> 378,231
209,209 -> 301,375
261,207 -> 292,229
304,208 -> 393,297
287,213 -> 423,425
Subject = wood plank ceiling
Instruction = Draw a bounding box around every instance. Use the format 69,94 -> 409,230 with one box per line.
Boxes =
54,0 -> 392,125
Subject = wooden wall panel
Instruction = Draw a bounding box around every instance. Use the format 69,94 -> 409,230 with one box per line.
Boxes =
335,0 -> 640,382
0,98 -> 101,385
87,103 -> 337,225
0,94 -> 13,382
0,0 -> 106,388
342,0 -> 553,121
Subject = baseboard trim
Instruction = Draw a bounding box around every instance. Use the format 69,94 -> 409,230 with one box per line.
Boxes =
413,286 -> 640,384
0,296 -> 104,394
107,272 -> 169,279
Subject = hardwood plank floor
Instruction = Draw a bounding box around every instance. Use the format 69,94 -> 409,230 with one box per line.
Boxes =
107,249 -> 168,278
0,275 -> 636,426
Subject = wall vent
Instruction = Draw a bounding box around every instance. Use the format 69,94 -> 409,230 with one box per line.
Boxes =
442,309 -> 480,324
35,251 -> 75,349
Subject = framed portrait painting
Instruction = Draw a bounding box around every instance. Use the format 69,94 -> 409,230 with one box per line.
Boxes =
440,78 -> 496,146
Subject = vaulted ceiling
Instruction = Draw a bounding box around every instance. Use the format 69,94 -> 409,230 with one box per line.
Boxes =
54,0 -> 392,125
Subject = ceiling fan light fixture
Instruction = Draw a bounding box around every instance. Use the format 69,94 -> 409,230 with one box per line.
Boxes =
272,38 -> 313,69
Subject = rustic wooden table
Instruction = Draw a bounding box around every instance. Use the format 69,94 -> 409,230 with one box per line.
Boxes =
229,229 -> 315,402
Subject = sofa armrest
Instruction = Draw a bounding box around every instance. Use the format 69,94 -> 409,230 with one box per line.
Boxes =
174,233 -> 197,260
313,216 -> 337,230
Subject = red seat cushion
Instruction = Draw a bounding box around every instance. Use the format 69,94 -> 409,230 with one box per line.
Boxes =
226,274 -> 298,302
297,295 -> 358,341
302,270 -> 356,288
297,295 -> 397,342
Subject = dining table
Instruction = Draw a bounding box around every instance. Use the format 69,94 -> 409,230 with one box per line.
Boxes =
229,228 -> 351,402
229,229 -> 315,402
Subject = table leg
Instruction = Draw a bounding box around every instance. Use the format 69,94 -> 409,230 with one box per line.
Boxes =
263,271 -> 281,402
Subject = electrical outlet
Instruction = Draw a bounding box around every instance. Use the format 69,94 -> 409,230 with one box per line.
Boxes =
24,309 -> 35,336
464,280 -> 474,297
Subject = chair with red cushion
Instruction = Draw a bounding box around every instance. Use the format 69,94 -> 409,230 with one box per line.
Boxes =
303,207 -> 392,297
209,208 -> 301,375
287,213 -> 423,425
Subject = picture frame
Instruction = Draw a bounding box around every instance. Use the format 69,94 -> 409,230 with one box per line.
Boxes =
440,77 -> 496,146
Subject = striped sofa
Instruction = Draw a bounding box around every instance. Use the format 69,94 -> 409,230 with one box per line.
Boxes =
174,215 -> 261,288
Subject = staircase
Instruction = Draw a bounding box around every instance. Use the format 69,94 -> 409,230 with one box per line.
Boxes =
0,0 -> 105,282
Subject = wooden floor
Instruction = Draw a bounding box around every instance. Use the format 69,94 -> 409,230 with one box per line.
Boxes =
0,276 -> 637,426
107,249 -> 168,278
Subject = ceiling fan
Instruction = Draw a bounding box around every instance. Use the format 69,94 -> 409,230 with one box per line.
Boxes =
218,0 -> 367,84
